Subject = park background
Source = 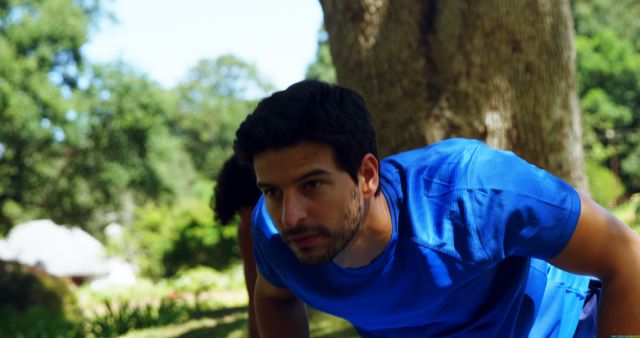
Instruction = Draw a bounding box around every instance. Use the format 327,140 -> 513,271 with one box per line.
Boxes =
1,0 -> 640,337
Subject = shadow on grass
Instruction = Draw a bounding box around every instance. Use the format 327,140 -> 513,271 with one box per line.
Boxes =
172,306 -> 248,338
191,305 -> 246,319
124,304 -> 359,338
178,309 -> 359,338
312,327 -> 360,338
307,307 -> 360,338
176,317 -> 247,338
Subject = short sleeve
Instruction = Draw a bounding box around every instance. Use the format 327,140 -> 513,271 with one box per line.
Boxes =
251,197 -> 288,289
467,145 -> 582,262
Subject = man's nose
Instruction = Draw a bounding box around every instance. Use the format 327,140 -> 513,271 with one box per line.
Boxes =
281,191 -> 307,228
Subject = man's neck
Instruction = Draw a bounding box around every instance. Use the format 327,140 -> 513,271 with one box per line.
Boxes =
333,192 -> 392,268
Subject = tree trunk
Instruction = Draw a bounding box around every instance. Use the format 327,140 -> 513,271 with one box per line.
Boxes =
320,0 -> 588,191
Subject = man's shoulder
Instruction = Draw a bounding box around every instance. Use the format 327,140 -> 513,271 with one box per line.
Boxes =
380,138 -> 485,186
383,138 -> 484,165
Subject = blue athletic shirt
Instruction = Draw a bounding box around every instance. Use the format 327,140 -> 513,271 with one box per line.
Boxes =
252,138 -> 591,337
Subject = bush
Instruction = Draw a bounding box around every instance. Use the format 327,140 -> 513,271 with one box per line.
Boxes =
0,306 -> 84,338
162,217 -> 239,277
113,196 -> 239,278
76,264 -> 247,337
0,261 -> 84,337
586,160 -> 626,207
170,265 -> 244,294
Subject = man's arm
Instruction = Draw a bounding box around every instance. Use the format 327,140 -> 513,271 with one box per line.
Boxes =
254,270 -> 309,338
549,191 -> 640,336
237,208 -> 259,338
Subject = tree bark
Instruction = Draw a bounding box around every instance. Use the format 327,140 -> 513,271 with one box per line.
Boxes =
320,0 -> 587,191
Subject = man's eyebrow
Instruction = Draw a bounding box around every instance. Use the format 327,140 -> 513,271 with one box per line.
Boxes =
293,169 -> 331,183
256,169 -> 331,189
256,182 -> 273,190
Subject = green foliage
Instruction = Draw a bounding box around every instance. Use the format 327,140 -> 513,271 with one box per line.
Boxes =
77,278 -> 173,308
160,196 -> 239,276
114,192 -> 239,278
573,0 -> 640,51
171,55 -> 273,178
0,261 -> 84,337
76,265 -> 245,312
0,0 -> 191,233
0,306 -> 84,338
576,23 -> 640,193
305,27 -> 336,83
162,218 -> 238,277
611,193 -> 640,230
0,261 -> 82,319
577,30 -> 640,110
580,88 -> 632,164
169,266 -> 244,295
59,62 -> 196,231
0,0 -> 203,233
586,161 -> 625,207
115,202 -> 181,278
84,298 -> 196,338
0,0 -> 102,231
632,194 -> 640,229
81,266 -> 246,338
78,265 -> 355,338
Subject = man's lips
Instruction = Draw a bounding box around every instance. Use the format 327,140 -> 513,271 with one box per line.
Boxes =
287,233 -> 321,249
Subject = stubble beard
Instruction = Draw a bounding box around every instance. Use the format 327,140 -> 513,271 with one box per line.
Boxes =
289,187 -> 365,266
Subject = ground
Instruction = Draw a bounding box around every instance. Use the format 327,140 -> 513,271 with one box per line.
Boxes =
120,305 -> 358,338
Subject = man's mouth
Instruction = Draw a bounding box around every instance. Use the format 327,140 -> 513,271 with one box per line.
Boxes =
287,233 -> 321,249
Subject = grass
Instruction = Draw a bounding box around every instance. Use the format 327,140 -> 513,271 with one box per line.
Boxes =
308,308 -> 360,338
119,306 -> 249,338
75,264 -> 359,338
118,305 -> 359,338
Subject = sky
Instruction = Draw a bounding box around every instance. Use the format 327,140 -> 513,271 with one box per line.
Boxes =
83,0 -> 324,90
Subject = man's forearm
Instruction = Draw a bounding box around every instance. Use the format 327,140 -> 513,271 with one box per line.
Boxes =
549,194 -> 640,336
247,297 -> 259,338
597,265 -> 640,336
255,292 -> 309,338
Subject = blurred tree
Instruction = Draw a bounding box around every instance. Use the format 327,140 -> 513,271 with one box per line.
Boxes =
0,261 -> 83,337
573,0 -> 640,193
54,63 -> 195,232
586,160 -> 626,207
161,55 -> 274,277
0,0 -> 106,232
172,55 -> 274,179
114,194 -> 238,278
573,0 -> 640,51
162,215 -> 239,276
320,0 -> 587,189
0,0 -> 197,233
577,29 -> 640,192
305,27 -> 336,83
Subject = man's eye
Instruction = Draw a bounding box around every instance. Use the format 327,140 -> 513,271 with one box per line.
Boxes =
263,188 -> 280,198
305,180 -> 323,190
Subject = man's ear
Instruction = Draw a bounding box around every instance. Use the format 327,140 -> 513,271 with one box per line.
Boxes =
359,153 -> 380,198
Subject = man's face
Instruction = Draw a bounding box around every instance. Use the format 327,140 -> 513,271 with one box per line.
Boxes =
253,142 -> 365,266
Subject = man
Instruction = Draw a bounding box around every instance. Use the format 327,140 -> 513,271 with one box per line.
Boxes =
213,155 -> 262,338
233,80 -> 640,337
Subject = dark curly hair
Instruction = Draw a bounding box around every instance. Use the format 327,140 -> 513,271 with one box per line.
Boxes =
233,80 -> 378,187
212,155 -> 261,225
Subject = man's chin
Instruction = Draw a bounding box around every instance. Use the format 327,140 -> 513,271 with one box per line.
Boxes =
293,249 -> 334,266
